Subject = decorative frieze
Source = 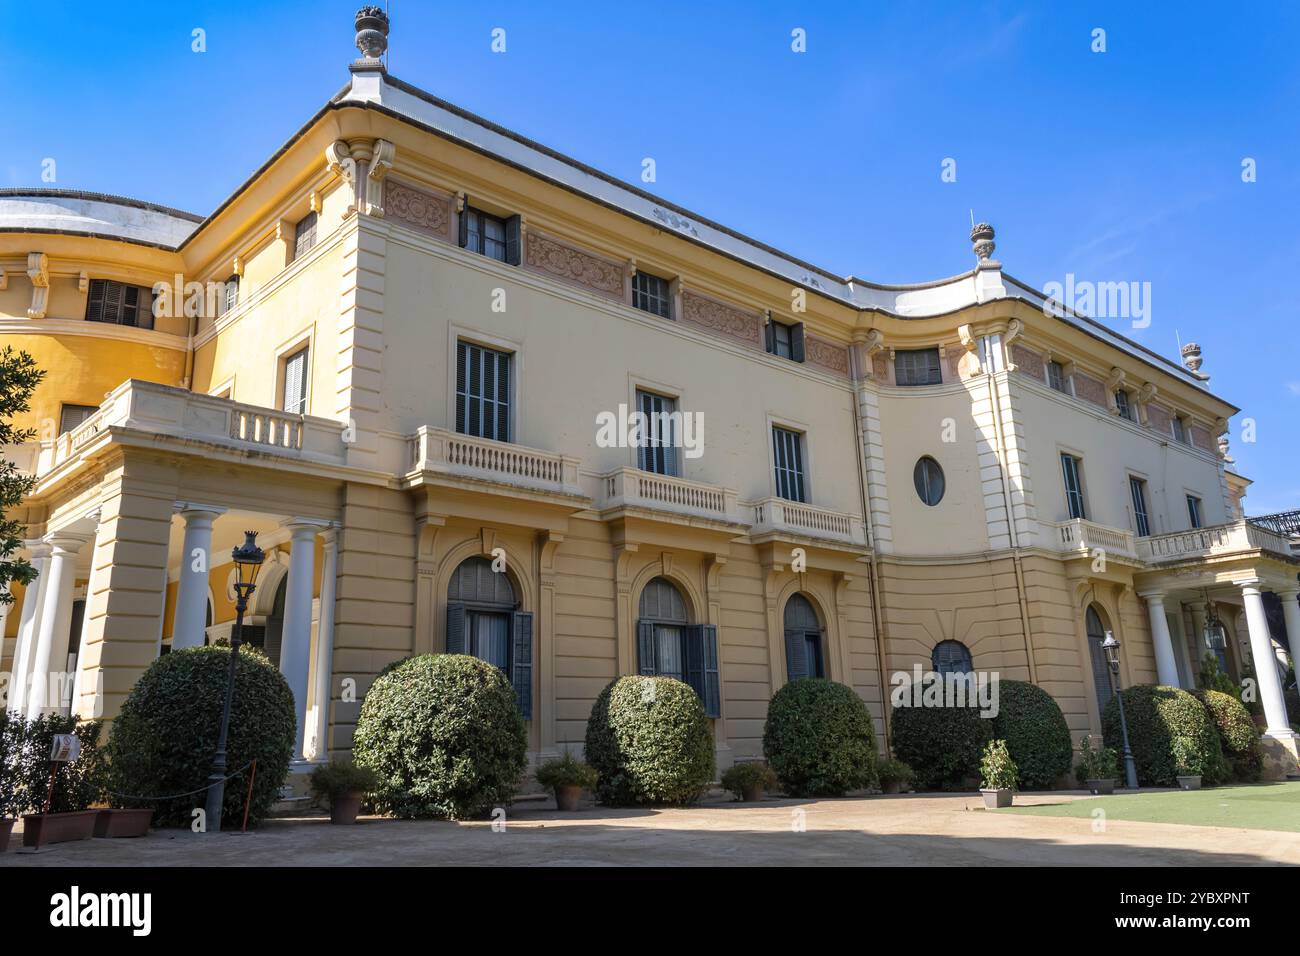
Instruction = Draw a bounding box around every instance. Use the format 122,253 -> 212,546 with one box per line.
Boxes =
1072,372 -> 1106,407
1012,344 -> 1044,381
871,351 -> 889,381
385,179 -> 453,242
805,334 -> 849,376
1145,403 -> 1173,435
524,230 -> 625,299
1189,424 -> 1212,451
680,290 -> 763,347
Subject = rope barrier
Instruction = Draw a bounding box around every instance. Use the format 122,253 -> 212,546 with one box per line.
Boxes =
105,760 -> 257,802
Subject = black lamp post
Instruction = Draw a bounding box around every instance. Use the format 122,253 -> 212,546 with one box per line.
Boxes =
1101,631 -> 1140,790
204,531 -> 265,832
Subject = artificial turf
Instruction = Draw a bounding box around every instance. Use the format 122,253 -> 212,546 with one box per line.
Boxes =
1000,781 -> 1300,832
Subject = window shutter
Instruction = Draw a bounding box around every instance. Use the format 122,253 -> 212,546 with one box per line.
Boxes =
446,601 -> 467,654
505,215 -> 522,266
458,198 -> 470,248
636,620 -> 657,676
684,624 -> 705,701
764,319 -> 776,354
701,624 -> 721,717
791,323 -> 806,363
86,280 -> 105,323
785,629 -> 808,682
511,610 -> 533,719
283,349 -> 307,415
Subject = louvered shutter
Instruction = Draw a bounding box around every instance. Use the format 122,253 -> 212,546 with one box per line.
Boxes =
785,629 -> 808,682
283,349 -> 307,414
1088,635 -> 1113,717
791,322 -> 806,363
86,280 -> 106,323
102,281 -> 123,324
511,610 -> 533,719
458,198 -> 470,248
446,601 -> 467,654
505,215 -> 522,266
764,319 -> 776,354
637,620 -> 657,675
700,624 -> 721,717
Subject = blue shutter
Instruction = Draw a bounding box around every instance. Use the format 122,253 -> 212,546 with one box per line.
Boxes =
446,602 -> 466,655
685,625 -> 704,699
458,198 -> 470,248
511,611 -> 533,719
636,621 -> 657,676
701,624 -> 721,718
764,319 -> 776,354
785,629 -> 808,681
791,323 -> 806,363
505,215 -> 522,265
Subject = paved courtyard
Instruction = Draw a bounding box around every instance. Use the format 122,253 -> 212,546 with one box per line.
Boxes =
4,788 -> 1298,866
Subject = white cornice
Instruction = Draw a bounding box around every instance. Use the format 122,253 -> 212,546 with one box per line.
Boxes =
0,317 -> 188,350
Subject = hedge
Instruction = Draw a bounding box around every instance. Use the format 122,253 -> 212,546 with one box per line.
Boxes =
353,654 -> 527,819
1194,688 -> 1263,782
891,688 -> 993,791
762,679 -> 876,796
1102,685 -> 1229,786
1,713 -> 107,815
990,680 -> 1073,790
585,675 -> 715,806
108,645 -> 295,827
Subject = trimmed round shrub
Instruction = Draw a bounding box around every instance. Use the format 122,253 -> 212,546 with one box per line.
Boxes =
108,645 -> 295,827
1102,685 -> 1229,787
584,676 -> 715,806
353,654 -> 527,820
990,680 -> 1073,790
891,695 -> 993,791
762,679 -> 877,796
1194,688 -> 1263,782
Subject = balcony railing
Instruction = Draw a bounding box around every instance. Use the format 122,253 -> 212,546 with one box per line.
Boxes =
410,426 -> 583,497
1139,520 -> 1298,563
750,496 -> 868,547
1047,518 -> 1140,562
12,380 -> 348,476
591,467 -> 740,523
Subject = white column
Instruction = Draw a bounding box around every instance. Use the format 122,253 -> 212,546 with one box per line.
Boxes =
27,533 -> 91,718
1278,588 -> 1300,676
309,528 -> 338,761
1139,589 -> 1181,687
280,519 -> 324,763
9,543 -> 52,715
172,504 -> 226,650
68,519 -> 103,717
1240,581 -> 1294,738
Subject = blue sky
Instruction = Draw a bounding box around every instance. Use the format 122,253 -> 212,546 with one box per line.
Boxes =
4,1 -> 1297,511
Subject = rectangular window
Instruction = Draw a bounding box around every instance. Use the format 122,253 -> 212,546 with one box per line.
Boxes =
281,347 -> 309,415
85,279 -> 155,329
894,347 -> 942,386
456,341 -> 511,441
635,389 -> 679,477
773,426 -> 807,503
765,320 -> 804,362
1061,453 -> 1086,520
293,212 -> 318,261
1187,495 -> 1203,529
463,206 -> 508,262
1047,360 -> 1069,393
59,404 -> 97,435
221,275 -> 239,315
1129,476 -> 1151,537
1172,416 -> 1187,443
1114,389 -> 1134,421
632,272 -> 672,319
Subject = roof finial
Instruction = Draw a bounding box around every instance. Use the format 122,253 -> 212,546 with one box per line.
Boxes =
970,221 -> 996,263
353,5 -> 389,71
1181,342 -> 1210,381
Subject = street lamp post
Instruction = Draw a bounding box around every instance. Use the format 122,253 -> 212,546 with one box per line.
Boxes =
1101,631 -> 1140,790
203,531 -> 265,832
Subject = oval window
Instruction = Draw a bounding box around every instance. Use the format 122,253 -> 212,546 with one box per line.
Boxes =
913,456 -> 945,506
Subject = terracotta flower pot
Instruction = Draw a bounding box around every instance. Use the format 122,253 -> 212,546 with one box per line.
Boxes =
330,792 -> 364,825
0,818 -> 13,853
1086,778 -> 1116,796
554,785 -> 583,811
741,783 -> 765,802
93,808 -> 154,838
881,780 -> 901,795
22,810 -> 99,847
980,788 -> 1013,809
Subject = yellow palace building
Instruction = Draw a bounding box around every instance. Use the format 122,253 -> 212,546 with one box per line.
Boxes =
3,8 -> 1298,780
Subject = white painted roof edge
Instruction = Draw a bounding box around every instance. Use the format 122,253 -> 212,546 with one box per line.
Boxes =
0,192 -> 199,248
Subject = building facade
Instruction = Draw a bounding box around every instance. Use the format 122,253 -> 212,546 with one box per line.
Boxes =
3,9 -> 1298,780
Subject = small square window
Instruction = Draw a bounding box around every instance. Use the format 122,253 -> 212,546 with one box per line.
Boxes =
1114,389 -> 1134,421
1172,416 -> 1188,443
293,212 -> 318,261
1187,495 -> 1203,529
632,272 -> 672,319
895,348 -> 942,386
1047,360 -> 1069,393
59,404 -> 97,435
462,206 -> 510,262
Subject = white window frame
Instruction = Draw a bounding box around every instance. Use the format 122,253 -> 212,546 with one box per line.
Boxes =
275,329 -> 314,416
446,324 -> 522,444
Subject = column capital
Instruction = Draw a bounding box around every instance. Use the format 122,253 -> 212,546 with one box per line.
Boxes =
1236,577 -> 1265,596
42,530 -> 93,555
280,517 -> 331,539
1136,588 -> 1167,603
174,501 -> 228,520
1274,587 -> 1299,601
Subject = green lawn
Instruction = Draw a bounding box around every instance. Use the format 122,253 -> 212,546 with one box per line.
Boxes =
1001,782 -> 1300,833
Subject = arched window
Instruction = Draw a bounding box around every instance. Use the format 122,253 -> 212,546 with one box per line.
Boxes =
783,593 -> 824,681
914,456 -> 945,506
446,556 -> 533,718
636,577 -> 720,718
1085,605 -> 1113,718
932,639 -> 972,676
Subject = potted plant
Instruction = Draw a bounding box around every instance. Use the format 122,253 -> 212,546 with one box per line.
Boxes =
535,752 -> 598,811
93,807 -> 154,838
720,762 -> 778,802
0,714 -> 19,852
979,739 -> 1018,809
17,716 -> 108,848
876,757 -> 914,795
309,761 -> 379,825
1173,738 -> 1202,791
1075,736 -> 1119,795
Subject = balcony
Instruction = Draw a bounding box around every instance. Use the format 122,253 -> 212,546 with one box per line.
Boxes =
13,379 -> 349,477
1047,518 -> 1141,563
590,467 -> 741,525
1139,520 -> 1298,564
409,426 -> 584,499
750,496 -> 868,548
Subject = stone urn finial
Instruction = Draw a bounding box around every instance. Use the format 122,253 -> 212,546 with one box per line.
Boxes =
1217,434 -> 1233,463
354,5 -> 389,65
1181,342 -> 1202,373
971,222 -> 996,262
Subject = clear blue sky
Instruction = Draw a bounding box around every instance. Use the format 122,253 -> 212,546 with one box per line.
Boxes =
5,1 -> 1297,512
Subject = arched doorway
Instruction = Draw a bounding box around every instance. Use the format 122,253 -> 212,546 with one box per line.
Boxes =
445,556 -> 533,717
783,593 -> 824,681
1085,605 -> 1114,718
634,576 -> 720,717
